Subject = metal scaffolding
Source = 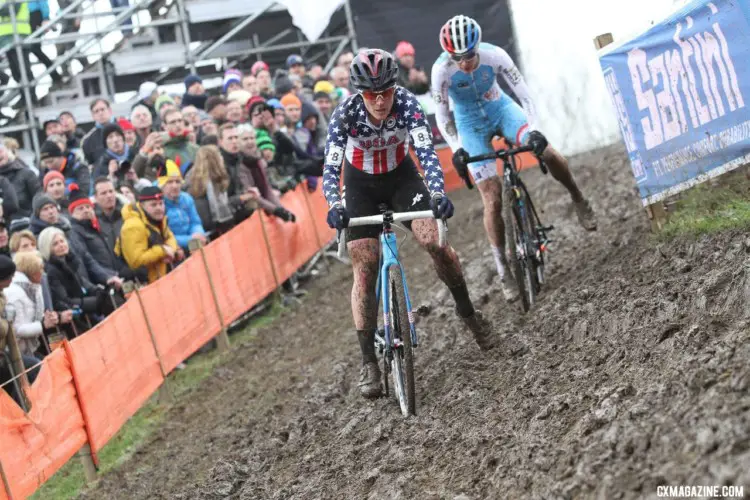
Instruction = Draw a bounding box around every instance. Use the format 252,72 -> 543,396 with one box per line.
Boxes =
0,0 -> 358,159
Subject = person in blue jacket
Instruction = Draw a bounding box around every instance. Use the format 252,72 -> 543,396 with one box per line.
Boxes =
159,160 -> 206,253
26,0 -> 63,83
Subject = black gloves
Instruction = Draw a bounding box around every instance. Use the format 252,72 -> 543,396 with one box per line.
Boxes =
326,203 -> 349,230
452,148 -> 473,189
430,194 -> 454,220
527,130 -> 549,157
272,206 -> 297,223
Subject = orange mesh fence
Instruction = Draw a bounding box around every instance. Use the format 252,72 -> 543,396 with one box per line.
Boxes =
67,296 -> 164,453
0,349 -> 87,499
304,183 -> 336,244
264,185 -> 321,284
138,254 -> 223,373
203,213 -> 278,325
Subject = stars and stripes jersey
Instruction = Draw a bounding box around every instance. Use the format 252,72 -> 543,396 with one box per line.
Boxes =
322,86 -> 445,208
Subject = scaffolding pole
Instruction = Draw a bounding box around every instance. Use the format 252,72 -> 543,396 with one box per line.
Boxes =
8,0 -> 40,156
174,0 -> 195,72
344,0 -> 358,52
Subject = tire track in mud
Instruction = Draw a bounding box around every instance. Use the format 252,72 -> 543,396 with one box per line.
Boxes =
81,144 -> 750,500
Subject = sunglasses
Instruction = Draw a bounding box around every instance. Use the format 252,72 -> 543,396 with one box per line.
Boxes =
451,50 -> 477,62
362,86 -> 396,102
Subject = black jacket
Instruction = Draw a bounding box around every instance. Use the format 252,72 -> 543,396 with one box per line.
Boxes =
0,174 -> 20,220
66,128 -> 86,151
69,218 -> 122,275
80,122 -> 112,166
30,215 -> 113,285
45,252 -> 95,311
0,158 -> 40,219
95,201 -> 124,251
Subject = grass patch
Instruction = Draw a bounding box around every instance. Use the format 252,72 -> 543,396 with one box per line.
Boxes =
32,301 -> 282,500
659,173 -> 750,239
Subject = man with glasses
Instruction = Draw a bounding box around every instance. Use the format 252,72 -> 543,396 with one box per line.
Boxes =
161,109 -> 198,176
431,14 -> 599,303
323,48 -> 495,399
81,99 -> 116,165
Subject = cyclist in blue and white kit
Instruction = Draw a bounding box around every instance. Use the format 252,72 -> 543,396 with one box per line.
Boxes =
432,15 -> 598,302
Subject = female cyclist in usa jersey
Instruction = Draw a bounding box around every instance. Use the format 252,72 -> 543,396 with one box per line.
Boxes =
323,49 -> 495,399
431,15 -> 598,302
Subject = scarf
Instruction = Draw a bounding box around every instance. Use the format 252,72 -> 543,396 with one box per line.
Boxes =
206,181 -> 234,224
107,145 -> 131,163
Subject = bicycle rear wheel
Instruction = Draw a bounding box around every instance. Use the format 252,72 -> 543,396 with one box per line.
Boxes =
503,184 -> 530,313
388,266 -> 416,417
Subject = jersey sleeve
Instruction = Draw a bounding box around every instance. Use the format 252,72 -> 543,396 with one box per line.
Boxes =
400,88 -> 446,197
322,98 -> 351,207
430,59 -> 463,152
485,44 -> 538,130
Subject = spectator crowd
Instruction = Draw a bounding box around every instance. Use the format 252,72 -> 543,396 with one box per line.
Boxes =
0,38 -> 433,404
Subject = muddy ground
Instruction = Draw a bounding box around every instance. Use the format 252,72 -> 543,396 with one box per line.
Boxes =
80,144 -> 750,500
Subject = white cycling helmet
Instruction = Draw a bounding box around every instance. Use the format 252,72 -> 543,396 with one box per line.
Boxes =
440,15 -> 482,55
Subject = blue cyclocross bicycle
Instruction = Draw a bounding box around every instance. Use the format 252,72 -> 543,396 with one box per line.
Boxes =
337,205 -> 447,417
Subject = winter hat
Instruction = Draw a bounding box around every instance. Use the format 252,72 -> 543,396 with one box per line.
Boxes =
138,185 -> 163,202
266,98 -> 283,110
395,41 -> 415,58
32,194 -> 57,217
286,54 -> 304,68
9,217 -> 30,235
313,80 -> 335,96
102,123 -> 125,147
117,117 -> 135,132
67,183 -> 93,213
138,81 -> 158,100
0,255 -> 16,281
256,130 -> 275,153
274,75 -> 294,97
251,60 -> 269,76
280,93 -> 302,109
157,159 -> 183,188
300,101 -> 319,123
246,96 -> 267,115
184,74 -> 203,92
43,170 -> 65,191
222,69 -> 243,94
227,89 -> 252,107
155,94 -> 176,114
39,140 -> 64,160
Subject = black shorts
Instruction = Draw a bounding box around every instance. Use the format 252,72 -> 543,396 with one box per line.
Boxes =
343,156 -> 432,242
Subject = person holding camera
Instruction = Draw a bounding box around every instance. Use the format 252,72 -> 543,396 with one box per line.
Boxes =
93,123 -> 138,183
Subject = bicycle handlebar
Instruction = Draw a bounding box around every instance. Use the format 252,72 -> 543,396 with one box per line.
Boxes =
337,210 -> 447,258
465,144 -> 536,164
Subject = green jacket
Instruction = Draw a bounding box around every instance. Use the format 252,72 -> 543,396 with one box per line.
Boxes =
163,134 -> 199,175
0,1 -> 31,37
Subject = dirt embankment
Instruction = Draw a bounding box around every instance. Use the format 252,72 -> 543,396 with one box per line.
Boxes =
80,144 -> 750,500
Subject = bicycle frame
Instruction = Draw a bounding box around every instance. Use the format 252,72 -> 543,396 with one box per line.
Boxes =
375,227 -> 418,359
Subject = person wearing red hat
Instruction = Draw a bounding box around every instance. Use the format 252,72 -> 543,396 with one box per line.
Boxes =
394,40 -> 430,94
43,171 -> 68,211
117,117 -> 138,149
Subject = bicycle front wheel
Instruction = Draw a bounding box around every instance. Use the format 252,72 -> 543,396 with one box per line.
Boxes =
388,266 -> 416,417
503,184 -> 530,313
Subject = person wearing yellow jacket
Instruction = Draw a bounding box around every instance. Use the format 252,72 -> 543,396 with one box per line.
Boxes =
116,186 -> 182,284
0,1 -> 32,86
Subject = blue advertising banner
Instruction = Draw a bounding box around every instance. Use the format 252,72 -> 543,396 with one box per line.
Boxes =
599,0 -> 750,205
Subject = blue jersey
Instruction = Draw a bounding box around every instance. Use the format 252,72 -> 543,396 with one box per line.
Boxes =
430,42 -> 538,152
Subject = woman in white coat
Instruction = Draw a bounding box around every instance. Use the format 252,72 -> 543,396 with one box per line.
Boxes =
4,252 -> 59,358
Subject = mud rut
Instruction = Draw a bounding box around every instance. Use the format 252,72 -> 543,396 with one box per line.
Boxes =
80,144 -> 750,500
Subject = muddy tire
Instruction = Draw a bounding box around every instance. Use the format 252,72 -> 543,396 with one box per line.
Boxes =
389,266 -> 416,417
503,184 -> 530,313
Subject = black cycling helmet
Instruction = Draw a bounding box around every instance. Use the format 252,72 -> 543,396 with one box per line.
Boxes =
349,49 -> 399,92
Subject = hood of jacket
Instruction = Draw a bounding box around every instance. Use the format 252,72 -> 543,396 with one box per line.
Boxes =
0,158 -> 29,173
30,214 -> 72,234
122,202 -> 169,234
